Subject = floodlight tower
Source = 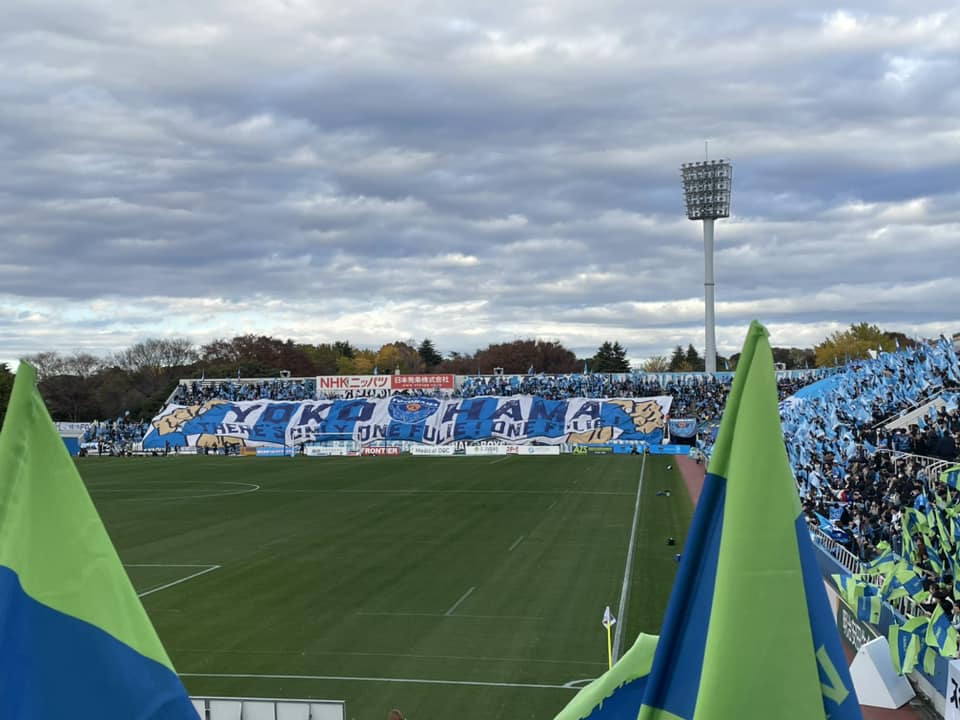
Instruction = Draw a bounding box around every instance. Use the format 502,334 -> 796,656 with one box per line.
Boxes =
680,158 -> 732,374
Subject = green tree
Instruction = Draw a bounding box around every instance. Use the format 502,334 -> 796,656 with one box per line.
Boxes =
418,338 -> 443,369
471,339 -> 578,374
375,342 -> 424,374
814,323 -> 895,367
685,344 -> 704,371
592,342 -> 613,372
771,347 -> 816,370
333,341 -> 355,359
669,345 -> 687,372
592,341 -> 630,372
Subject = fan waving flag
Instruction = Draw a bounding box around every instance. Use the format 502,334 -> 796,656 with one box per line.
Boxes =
0,364 -> 198,719
553,321 -> 861,720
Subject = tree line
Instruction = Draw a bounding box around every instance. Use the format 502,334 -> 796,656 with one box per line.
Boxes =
9,336 -> 634,422
0,323 -> 922,424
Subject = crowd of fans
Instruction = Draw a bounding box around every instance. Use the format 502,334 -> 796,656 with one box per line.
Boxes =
453,372 -> 820,416
157,371 -> 821,415
706,337 -> 960,638
81,416 -> 151,453
170,378 -> 317,405
769,340 -> 960,561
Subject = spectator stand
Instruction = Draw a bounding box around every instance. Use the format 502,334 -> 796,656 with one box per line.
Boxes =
80,415 -> 150,455
168,377 -> 317,405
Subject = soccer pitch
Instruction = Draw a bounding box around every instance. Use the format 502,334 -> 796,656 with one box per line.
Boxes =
78,454 -> 694,720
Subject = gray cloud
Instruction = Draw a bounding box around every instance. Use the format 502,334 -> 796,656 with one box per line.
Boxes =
1,1 -> 959,368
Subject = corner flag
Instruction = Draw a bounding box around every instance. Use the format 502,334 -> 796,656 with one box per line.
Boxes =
553,321 -> 861,720
0,364 -> 198,719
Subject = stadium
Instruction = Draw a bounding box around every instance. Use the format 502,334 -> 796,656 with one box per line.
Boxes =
0,333 -> 945,719
3,3 -> 960,720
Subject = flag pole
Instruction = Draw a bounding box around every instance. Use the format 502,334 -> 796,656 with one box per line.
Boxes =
601,605 -> 616,670
606,621 -> 613,670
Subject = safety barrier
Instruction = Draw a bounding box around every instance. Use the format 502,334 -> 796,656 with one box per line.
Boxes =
190,696 -> 345,720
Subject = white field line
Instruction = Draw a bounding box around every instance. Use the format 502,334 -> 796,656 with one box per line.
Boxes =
171,647 -> 596,666
178,672 -> 575,691
546,499 -> 558,511
488,456 -> 512,464
125,563 -> 215,568
137,565 -> 221,598
508,535 -> 525,552
354,611 -> 542,620
612,453 -> 646,662
257,488 -> 631,496
97,481 -> 260,502
445,586 -> 476,616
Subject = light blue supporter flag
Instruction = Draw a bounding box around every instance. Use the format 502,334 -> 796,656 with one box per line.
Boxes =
0,364 -> 199,719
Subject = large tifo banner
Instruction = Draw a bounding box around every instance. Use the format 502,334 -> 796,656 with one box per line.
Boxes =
142,395 -> 671,450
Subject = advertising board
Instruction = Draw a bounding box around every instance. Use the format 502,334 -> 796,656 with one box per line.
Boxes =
361,446 -> 401,456
305,446 -> 352,457
465,445 -> 508,456
506,445 -> 561,456
392,374 -> 455,390
409,445 -> 457,456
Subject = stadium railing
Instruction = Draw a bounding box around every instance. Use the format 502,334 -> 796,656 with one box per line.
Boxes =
811,526 -> 861,575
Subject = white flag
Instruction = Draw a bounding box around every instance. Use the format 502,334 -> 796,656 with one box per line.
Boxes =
602,605 -> 616,629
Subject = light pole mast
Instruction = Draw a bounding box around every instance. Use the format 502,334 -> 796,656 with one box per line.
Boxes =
680,158 -> 732,374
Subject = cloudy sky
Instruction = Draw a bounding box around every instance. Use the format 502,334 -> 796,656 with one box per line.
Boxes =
2,0 -> 959,368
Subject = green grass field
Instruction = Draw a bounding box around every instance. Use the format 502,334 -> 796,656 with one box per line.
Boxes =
77,454 -> 693,720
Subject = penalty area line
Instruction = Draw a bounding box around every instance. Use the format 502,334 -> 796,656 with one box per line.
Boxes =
137,565 -> 221,598
445,586 -> 475,616
178,672 -> 576,691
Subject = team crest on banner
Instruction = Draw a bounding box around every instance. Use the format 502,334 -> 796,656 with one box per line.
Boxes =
388,396 -> 440,424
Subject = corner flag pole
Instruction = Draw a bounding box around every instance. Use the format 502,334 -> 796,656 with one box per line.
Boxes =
602,606 -> 616,670
606,623 -> 613,670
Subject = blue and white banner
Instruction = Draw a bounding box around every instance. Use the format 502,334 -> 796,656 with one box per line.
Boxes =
668,418 -> 698,439
142,395 -> 672,450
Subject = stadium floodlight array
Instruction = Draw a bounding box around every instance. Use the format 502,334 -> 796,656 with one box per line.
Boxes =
680,160 -> 732,221
680,159 -> 733,374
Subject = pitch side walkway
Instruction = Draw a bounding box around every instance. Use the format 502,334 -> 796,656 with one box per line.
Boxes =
674,455 -> 926,720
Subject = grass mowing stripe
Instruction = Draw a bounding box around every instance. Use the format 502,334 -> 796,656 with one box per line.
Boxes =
611,452 -> 646,662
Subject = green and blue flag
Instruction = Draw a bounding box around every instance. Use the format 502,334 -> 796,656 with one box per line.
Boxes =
925,604 -> 958,657
554,322 -> 861,720
941,466 -> 960,490
889,616 -> 928,675
0,364 -> 198,719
